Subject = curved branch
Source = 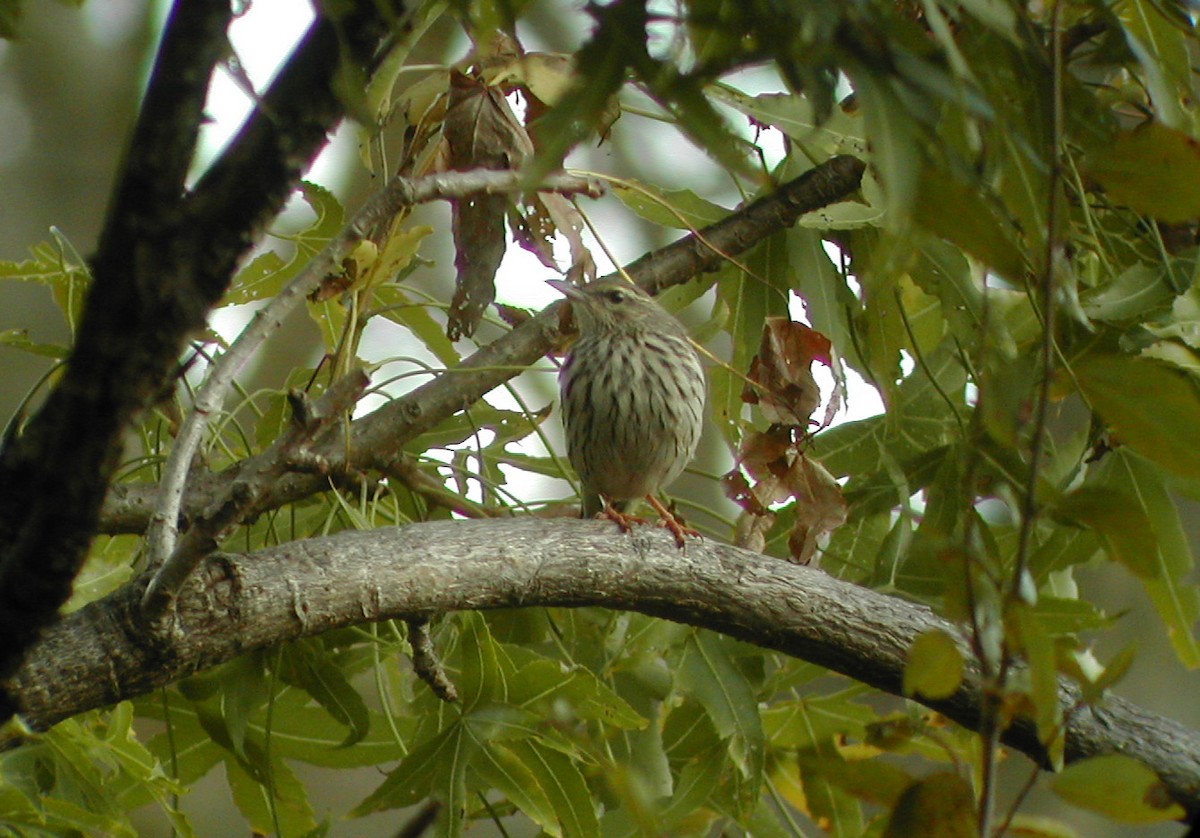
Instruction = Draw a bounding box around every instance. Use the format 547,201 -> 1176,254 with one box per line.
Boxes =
98,155 -> 868,535
6,519 -> 1200,822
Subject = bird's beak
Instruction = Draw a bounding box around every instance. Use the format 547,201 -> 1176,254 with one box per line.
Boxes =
546,279 -> 585,301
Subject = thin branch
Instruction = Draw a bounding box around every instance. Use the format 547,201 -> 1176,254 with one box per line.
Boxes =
99,155 -> 868,536
144,170 -> 606,577
981,9 -> 1068,832
140,370 -> 372,618
406,618 -> 458,702
4,518 -> 1199,824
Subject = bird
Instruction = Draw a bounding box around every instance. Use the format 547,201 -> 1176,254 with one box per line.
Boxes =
548,277 -> 706,546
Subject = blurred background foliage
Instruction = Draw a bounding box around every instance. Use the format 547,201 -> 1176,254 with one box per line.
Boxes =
3,0 -> 1200,835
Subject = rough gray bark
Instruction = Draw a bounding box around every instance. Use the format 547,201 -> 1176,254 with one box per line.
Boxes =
6,518 -> 1200,822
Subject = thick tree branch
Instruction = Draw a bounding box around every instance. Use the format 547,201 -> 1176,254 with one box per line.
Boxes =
0,0 -> 234,705
5,519 -> 1199,822
0,1 -> 404,710
97,155 -> 868,535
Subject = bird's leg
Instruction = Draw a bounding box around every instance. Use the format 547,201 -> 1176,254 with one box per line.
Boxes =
599,496 -> 646,532
645,495 -> 700,548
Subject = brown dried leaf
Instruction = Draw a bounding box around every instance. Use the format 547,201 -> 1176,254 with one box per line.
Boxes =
538,191 -> 596,281
722,471 -> 768,515
782,454 -> 847,566
737,426 -> 795,482
448,193 -> 506,340
443,71 -> 534,339
743,318 -> 832,426
734,508 -> 776,552
509,201 -> 559,270
444,71 -> 533,171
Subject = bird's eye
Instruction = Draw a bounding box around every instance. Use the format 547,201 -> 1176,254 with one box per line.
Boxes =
605,290 -> 626,304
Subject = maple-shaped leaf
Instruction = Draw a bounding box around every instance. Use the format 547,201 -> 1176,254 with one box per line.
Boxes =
742,317 -> 832,426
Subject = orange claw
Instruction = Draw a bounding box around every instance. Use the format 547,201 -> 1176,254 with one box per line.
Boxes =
645,495 -> 700,548
599,496 -> 647,532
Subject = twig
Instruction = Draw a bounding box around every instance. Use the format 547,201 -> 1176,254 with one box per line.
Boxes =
406,618 -> 458,703
141,370 -> 371,618
980,9 -> 1068,835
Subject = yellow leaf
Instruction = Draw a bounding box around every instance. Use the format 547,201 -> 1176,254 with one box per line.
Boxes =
902,630 -> 964,700
883,773 -> 976,838
1052,755 -> 1184,823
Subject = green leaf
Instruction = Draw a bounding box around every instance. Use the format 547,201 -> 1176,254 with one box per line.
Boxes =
1,0 -> 22,39
1093,450 -> 1200,668
1010,606 -> 1062,761
1051,486 -> 1160,578
675,632 -> 764,806
373,285 -> 460,367
294,181 -> 345,251
851,72 -> 922,225
406,404 -> 545,453
1115,0 -> 1193,131
224,747 -> 317,836
902,629 -> 964,700
955,0 -> 1018,39
797,748 -> 913,809
36,798 -> 135,838
610,181 -> 729,230
353,716 -> 472,815
0,235 -> 92,335
139,693 -> 227,785
795,743 -> 866,837
1147,282 -> 1200,348
1033,596 -> 1113,636
277,639 -> 371,747
507,658 -> 645,729
1082,263 -> 1176,322
226,250 -> 294,305
1073,353 -> 1200,479
790,227 -> 858,366
528,0 -> 636,176
1027,526 -> 1101,582
0,329 -> 68,358
709,86 -> 867,157
473,741 -> 561,836
456,611 -> 508,707
497,739 -> 598,837
1084,123 -> 1200,222
913,173 -> 1026,281
653,751 -> 725,830
712,232 -> 792,444
763,695 -> 878,750
1052,754 -> 1185,823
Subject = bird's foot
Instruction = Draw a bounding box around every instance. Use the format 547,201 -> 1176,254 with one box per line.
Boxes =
599,497 -> 647,533
645,495 -> 700,548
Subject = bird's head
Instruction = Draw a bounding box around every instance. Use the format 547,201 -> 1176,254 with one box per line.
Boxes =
547,278 -> 675,336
